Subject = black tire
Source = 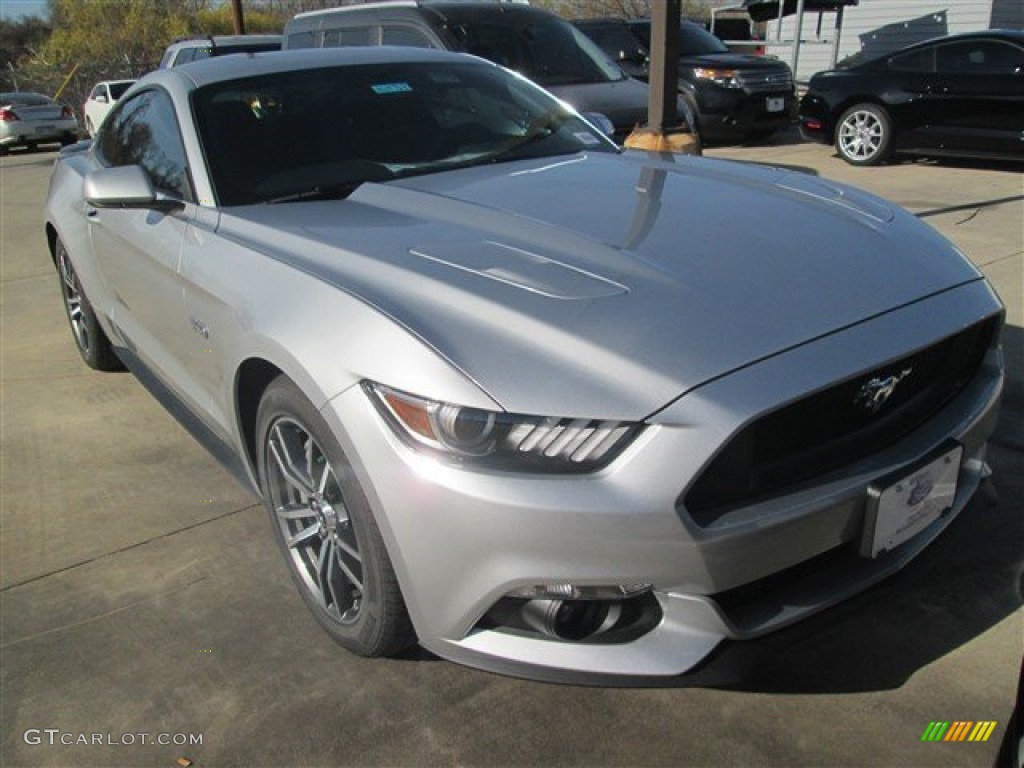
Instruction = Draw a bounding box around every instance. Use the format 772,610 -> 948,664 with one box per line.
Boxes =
256,375 -> 415,657
55,238 -> 122,371
834,103 -> 892,166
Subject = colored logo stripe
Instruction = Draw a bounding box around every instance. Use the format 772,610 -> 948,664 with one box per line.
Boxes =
921,721 -> 997,742
968,722 -> 997,742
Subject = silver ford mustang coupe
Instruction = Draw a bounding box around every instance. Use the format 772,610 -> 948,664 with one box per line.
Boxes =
44,47 -> 1004,682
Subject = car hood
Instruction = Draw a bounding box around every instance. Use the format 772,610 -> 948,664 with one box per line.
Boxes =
219,152 -> 981,420
678,52 -> 787,70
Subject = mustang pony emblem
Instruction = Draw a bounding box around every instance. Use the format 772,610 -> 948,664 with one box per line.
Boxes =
854,368 -> 914,413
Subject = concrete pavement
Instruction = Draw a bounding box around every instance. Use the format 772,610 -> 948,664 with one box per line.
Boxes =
2,137 -> 1021,767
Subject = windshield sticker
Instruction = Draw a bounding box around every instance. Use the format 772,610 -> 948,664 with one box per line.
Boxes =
371,82 -> 413,95
574,132 -> 600,145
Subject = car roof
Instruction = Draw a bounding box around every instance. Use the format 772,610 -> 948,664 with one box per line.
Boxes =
848,27 -> 1024,69
147,45 -> 494,90
881,27 -> 1024,55
294,0 -> 534,18
170,34 -> 282,47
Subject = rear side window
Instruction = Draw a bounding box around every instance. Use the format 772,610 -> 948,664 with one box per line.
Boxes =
382,25 -> 434,48
322,26 -> 374,47
889,47 -> 934,72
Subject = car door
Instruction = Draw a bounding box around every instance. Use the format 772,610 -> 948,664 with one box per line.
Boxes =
881,45 -> 937,150
927,38 -> 1024,155
89,88 -> 196,394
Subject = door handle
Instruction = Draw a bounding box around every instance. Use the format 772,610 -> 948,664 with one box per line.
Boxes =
84,203 -> 99,221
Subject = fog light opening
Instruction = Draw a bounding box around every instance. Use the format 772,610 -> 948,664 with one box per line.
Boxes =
479,590 -> 662,645
521,599 -> 622,641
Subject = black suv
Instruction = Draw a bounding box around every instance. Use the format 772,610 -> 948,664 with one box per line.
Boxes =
575,18 -> 796,142
283,2 -> 696,142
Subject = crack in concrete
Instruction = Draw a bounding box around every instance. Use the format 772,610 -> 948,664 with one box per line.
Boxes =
0,575 -> 210,649
1,502 -> 261,592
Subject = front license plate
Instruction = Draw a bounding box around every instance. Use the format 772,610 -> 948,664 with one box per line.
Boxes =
861,445 -> 962,558
766,97 -> 784,113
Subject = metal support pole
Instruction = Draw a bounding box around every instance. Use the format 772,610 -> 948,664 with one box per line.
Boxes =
648,0 -> 681,133
830,6 -> 845,68
231,0 -> 246,35
790,0 -> 806,80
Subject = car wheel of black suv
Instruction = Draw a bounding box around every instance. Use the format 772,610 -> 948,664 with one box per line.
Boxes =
835,103 -> 892,166
256,375 -> 416,657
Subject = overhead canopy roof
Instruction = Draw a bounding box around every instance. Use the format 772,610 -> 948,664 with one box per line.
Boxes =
742,0 -> 858,23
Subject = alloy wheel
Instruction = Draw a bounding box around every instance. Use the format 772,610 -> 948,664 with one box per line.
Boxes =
58,247 -> 90,356
265,416 -> 364,624
837,108 -> 885,163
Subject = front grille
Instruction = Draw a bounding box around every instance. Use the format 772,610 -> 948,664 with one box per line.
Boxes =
737,69 -> 793,93
682,316 -> 999,526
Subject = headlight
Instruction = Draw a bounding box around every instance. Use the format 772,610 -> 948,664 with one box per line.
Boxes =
693,67 -> 742,89
365,382 -> 642,472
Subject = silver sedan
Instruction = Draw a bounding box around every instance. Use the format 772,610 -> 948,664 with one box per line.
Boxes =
1,91 -> 78,154
43,47 -> 1003,682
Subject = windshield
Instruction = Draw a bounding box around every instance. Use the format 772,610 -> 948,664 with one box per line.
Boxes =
193,61 -> 617,206
108,82 -> 134,100
452,18 -> 626,85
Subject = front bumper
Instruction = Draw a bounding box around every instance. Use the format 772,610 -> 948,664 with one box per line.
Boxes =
321,281 -> 1003,682
694,84 -> 798,139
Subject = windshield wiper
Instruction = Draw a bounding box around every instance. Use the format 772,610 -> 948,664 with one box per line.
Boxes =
266,181 -> 364,204
488,112 -> 571,164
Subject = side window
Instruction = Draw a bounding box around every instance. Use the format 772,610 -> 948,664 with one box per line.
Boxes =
95,90 -> 191,200
286,31 -> 315,48
889,47 -> 933,72
89,85 -> 103,100
192,46 -> 212,62
381,25 -> 435,48
322,25 -> 373,47
936,40 -> 1023,74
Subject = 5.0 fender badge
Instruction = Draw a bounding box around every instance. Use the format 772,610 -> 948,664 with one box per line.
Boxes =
854,367 -> 913,413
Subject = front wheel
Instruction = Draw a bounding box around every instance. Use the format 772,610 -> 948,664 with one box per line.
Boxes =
256,376 -> 415,657
55,238 -> 122,370
835,103 -> 892,166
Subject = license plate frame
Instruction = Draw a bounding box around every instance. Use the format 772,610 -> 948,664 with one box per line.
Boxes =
34,124 -> 56,135
766,97 -> 785,113
860,445 -> 962,558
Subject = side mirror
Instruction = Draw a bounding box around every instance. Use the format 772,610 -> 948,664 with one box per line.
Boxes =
95,94 -> 108,104
84,165 -> 183,211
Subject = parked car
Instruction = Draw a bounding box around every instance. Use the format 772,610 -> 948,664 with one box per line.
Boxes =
159,34 -> 282,68
82,80 -> 135,136
575,18 -> 796,142
800,29 -> 1024,166
0,92 -> 78,155
45,47 -> 1004,682
282,2 -> 694,142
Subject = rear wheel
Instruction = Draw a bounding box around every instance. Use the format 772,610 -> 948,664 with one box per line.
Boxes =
55,238 -> 121,371
835,103 -> 892,166
256,376 -> 416,657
